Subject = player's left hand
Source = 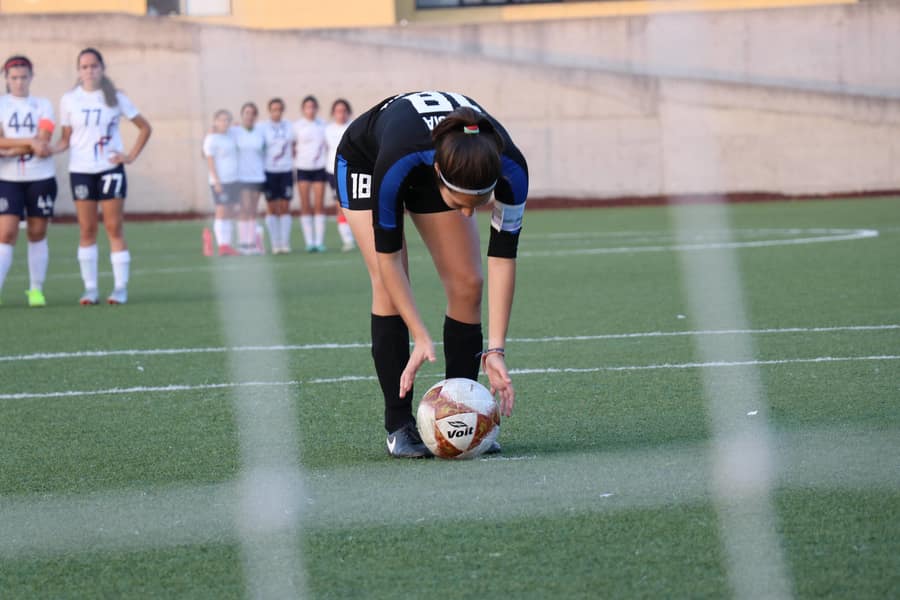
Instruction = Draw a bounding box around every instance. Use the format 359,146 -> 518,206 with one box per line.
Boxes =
30,138 -> 51,158
484,353 -> 515,417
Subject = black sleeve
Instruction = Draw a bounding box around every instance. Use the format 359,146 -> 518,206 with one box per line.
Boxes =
487,144 -> 529,259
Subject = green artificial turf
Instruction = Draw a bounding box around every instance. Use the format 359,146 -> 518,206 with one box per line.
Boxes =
0,197 -> 898,598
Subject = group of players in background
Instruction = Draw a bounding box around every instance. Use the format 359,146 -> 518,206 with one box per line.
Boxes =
0,49 -> 151,306
0,48 -> 357,309
202,95 -> 356,257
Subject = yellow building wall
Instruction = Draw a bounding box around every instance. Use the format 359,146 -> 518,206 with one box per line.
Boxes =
0,0 -> 858,28
398,0 -> 858,25
0,0 -> 144,13
182,0 -> 396,29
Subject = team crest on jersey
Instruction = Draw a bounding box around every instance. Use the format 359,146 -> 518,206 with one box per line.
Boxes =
74,185 -> 90,200
0,198 -> 7,212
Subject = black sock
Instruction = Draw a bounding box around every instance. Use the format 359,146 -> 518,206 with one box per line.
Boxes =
443,315 -> 483,381
371,314 -> 412,433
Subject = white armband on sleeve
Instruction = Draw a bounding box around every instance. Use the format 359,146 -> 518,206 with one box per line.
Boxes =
491,200 -> 525,233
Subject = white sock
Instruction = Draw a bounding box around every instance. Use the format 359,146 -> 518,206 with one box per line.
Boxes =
111,250 -> 131,290
242,220 -> 256,247
28,238 -> 49,291
280,214 -> 293,249
338,221 -> 354,245
265,214 -> 281,249
214,219 -> 233,247
0,243 -> 13,294
313,214 -> 326,247
300,215 -> 313,247
77,244 -> 98,291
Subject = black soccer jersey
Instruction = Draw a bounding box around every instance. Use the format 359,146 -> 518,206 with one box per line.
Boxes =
335,91 -> 528,258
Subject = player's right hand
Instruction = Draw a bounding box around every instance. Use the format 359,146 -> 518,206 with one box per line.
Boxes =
399,338 -> 436,398
213,182 -> 223,194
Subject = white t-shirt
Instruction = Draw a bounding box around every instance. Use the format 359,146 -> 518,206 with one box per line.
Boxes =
59,87 -> 140,174
258,119 -> 294,173
0,94 -> 56,182
324,120 -> 350,175
293,117 -> 327,171
202,132 -> 239,185
230,125 -> 265,183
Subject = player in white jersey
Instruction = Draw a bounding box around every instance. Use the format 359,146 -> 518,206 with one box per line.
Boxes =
324,98 -> 356,252
203,109 -> 241,256
0,55 -> 56,307
55,48 -> 152,306
293,95 -> 328,252
231,102 -> 265,255
259,98 -> 295,254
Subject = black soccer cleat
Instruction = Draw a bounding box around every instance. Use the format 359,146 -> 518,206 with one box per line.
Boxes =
485,440 -> 502,455
386,422 -> 433,458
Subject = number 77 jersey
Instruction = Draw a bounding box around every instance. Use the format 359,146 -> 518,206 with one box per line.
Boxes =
59,87 -> 140,174
0,94 -> 56,182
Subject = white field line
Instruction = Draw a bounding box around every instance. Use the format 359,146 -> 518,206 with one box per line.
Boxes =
1,324 -> 896,363
519,228 -> 877,257
1,426 -> 897,560
1,227 -> 880,284
2,354 -> 897,401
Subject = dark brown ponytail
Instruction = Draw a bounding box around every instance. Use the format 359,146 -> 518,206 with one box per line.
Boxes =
432,107 -> 504,194
77,47 -> 118,108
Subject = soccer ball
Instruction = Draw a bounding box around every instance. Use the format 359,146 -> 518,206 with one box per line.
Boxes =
416,378 -> 500,459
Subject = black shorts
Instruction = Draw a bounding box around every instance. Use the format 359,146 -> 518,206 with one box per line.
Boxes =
0,177 -> 58,218
326,172 -> 337,193
210,182 -> 241,205
296,168 -> 327,183
336,155 -> 450,215
264,171 -> 294,201
70,164 -> 127,201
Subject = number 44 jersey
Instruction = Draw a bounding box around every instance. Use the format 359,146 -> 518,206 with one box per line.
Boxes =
59,87 -> 140,174
0,94 -> 56,182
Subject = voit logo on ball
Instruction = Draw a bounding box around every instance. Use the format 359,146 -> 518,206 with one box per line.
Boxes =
435,412 -> 478,452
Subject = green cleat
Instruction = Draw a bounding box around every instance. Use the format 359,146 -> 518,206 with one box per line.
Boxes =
26,288 -> 46,307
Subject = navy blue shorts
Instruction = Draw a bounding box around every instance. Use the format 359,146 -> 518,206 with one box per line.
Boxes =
0,177 -> 58,218
296,168 -> 327,183
264,171 -> 294,201
326,172 -> 337,193
70,164 -> 127,201
210,182 -> 241,205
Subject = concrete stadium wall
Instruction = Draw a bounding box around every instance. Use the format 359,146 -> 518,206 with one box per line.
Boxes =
0,1 -> 897,215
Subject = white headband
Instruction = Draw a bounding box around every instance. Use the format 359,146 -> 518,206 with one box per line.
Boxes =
437,168 -> 497,196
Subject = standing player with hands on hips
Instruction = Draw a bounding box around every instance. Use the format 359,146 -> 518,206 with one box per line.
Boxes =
55,48 -> 151,305
0,55 -> 57,307
335,91 -> 528,458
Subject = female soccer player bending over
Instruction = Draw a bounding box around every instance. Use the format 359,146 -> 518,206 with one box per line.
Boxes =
0,55 -> 57,307
55,48 -> 152,305
335,91 -> 528,458
202,110 -> 241,256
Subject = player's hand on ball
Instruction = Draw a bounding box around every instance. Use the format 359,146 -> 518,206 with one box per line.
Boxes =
399,337 -> 436,398
484,353 -> 515,417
